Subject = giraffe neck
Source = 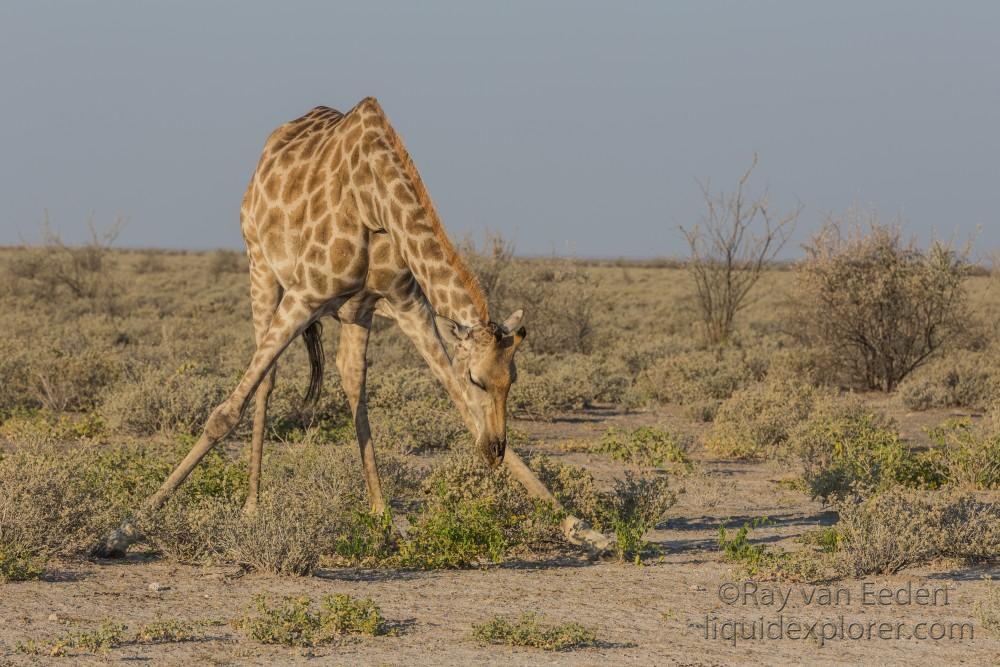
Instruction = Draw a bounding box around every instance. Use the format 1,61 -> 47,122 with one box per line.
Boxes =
355,97 -> 489,327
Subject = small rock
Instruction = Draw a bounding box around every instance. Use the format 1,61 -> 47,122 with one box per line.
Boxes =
147,582 -> 167,592
689,584 -> 706,592
48,613 -> 60,622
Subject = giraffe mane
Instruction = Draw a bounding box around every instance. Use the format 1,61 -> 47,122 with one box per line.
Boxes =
357,97 -> 489,324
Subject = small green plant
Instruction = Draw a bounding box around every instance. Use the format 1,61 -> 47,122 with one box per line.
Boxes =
594,426 -> 693,472
472,613 -> 598,651
0,543 -> 44,583
18,620 -> 126,657
132,619 -> 200,643
233,593 -> 389,647
717,517 -> 828,582
718,517 -> 771,566
601,473 -> 675,563
798,526 -> 840,554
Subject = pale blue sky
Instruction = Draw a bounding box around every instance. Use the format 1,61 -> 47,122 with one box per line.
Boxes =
1,2 -> 997,257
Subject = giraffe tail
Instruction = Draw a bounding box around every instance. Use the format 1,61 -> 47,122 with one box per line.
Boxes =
302,320 -> 324,411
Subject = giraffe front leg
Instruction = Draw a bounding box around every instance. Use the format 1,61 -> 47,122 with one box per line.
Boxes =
502,448 -> 612,557
96,294 -> 317,557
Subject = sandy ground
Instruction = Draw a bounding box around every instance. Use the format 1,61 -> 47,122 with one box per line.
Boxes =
1,407 -> 998,666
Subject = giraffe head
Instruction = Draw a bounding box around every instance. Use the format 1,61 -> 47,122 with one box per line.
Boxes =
436,309 -> 526,468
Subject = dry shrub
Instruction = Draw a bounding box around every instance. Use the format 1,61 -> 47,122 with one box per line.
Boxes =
0,334 -> 120,414
100,364 -> 232,436
131,251 -> 168,274
4,217 -> 125,315
0,438 -> 249,560
143,441 -> 411,571
0,450 -> 126,558
461,235 -> 600,355
794,211 -> 970,391
634,349 -> 764,419
898,350 -> 1000,411
367,369 -> 466,452
835,488 -> 1000,575
704,379 -> 815,460
510,354 -> 631,420
208,249 -> 246,278
680,154 -> 798,345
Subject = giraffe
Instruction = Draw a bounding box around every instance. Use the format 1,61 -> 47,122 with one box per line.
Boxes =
99,97 -> 609,556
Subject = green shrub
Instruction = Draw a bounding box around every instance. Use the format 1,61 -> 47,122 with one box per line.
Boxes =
704,379 -> 815,460
233,594 -> 388,647
835,488 -> 1000,575
602,473 -> 675,562
396,450 -> 559,568
926,418 -> 1000,489
0,409 -> 105,444
0,542 -> 44,583
18,620 -> 127,657
788,395 -> 931,500
594,426 -> 692,472
131,620 -> 201,644
472,613 -> 598,651
531,456 -> 675,562
398,496 -> 510,569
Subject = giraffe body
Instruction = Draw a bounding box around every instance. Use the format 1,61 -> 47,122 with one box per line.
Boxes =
98,98 -> 610,557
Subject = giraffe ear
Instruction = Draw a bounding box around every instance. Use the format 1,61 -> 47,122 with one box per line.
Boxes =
435,315 -> 471,347
501,309 -> 524,334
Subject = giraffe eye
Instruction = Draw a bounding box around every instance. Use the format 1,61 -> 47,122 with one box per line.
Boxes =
468,372 -> 486,391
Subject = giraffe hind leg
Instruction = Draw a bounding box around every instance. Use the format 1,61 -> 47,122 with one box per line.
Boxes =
335,319 -> 387,516
244,266 -> 282,515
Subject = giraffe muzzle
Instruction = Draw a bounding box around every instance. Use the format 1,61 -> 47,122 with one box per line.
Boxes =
480,438 -> 507,469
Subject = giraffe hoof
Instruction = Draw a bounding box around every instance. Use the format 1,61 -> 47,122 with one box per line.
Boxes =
562,516 -> 613,558
94,521 -> 140,558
